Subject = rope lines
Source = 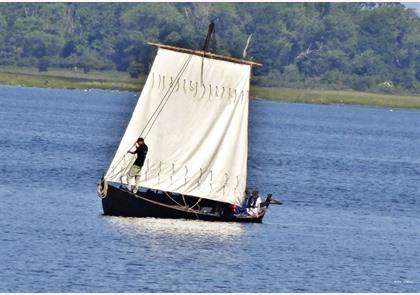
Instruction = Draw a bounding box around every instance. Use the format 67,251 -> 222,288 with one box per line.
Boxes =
104,54 -> 193,180
141,54 -> 193,139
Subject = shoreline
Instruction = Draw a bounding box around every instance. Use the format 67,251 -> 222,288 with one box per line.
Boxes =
1,67 -> 420,109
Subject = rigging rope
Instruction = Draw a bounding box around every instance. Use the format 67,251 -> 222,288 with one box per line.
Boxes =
104,54 -> 193,180
130,191 -> 210,216
164,191 -> 185,208
162,191 -> 203,212
106,22 -> 220,186
139,54 -> 193,139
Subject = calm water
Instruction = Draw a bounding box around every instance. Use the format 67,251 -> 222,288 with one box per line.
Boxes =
1,85 -> 419,292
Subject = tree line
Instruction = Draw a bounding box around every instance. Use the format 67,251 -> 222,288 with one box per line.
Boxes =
0,2 -> 419,93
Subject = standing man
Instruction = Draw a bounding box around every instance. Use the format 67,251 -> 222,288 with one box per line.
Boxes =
127,137 -> 148,193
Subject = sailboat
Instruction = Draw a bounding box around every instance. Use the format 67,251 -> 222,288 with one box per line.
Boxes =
97,25 -> 276,223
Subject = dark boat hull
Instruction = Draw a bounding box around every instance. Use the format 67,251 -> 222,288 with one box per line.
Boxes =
101,184 -> 265,223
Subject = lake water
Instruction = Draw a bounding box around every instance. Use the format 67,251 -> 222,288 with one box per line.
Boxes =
0,85 -> 419,292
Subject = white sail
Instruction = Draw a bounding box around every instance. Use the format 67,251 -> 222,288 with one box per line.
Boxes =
105,48 -> 251,205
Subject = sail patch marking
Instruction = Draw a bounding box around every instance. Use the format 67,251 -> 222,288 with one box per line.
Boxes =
200,84 -> 206,99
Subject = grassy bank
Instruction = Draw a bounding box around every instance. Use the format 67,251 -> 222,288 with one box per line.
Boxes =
1,66 -> 420,109
0,66 -> 145,91
251,87 -> 420,109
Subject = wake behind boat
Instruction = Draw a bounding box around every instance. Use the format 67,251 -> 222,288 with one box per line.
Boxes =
97,24 -> 279,222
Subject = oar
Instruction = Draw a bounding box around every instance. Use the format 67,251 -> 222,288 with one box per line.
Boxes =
264,194 -> 283,207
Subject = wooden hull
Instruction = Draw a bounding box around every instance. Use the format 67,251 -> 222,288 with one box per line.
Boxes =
101,184 -> 265,223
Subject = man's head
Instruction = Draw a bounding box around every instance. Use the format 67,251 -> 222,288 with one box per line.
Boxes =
252,191 -> 258,198
137,137 -> 144,145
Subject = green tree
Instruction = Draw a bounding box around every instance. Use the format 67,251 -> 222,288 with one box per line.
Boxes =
37,56 -> 49,71
0,3 -> 419,93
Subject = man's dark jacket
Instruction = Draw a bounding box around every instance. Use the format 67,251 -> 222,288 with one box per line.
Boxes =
133,144 -> 148,167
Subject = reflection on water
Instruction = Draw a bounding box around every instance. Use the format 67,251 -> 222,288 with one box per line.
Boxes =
104,216 -> 245,240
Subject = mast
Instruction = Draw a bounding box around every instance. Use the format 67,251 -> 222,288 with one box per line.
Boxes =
202,21 -> 215,52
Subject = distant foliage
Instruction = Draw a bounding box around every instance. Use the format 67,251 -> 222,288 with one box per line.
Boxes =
0,3 -> 419,92
37,57 -> 49,72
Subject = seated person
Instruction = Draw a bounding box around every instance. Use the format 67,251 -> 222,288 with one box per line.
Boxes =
247,191 -> 262,216
231,189 -> 251,215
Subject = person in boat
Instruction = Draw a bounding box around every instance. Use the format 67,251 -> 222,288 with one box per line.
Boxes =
229,203 -> 241,215
247,190 -> 262,216
230,189 -> 250,215
127,137 -> 148,193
